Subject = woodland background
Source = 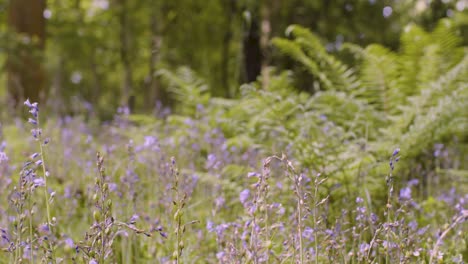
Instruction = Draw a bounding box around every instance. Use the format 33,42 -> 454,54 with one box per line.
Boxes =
0,0 -> 466,115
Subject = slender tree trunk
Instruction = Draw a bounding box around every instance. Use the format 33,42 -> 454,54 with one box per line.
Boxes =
90,50 -> 102,108
50,57 -> 64,114
119,0 -> 133,111
7,0 -> 46,106
242,12 -> 262,83
221,0 -> 236,97
260,1 -> 271,89
147,0 -> 163,109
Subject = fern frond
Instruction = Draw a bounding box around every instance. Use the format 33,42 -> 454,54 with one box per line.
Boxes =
274,25 -> 360,92
157,67 -> 210,115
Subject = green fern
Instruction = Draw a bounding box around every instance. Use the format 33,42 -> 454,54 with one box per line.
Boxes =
271,19 -> 468,189
273,25 -> 360,92
156,18 -> 467,208
157,67 -> 211,116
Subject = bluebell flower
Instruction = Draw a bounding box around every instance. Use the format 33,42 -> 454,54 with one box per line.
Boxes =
28,118 -> 37,125
0,152 -> 8,164
206,221 -> 214,232
239,189 -> 250,204
29,108 -> 38,118
24,99 -> 32,108
359,243 -> 370,255
33,178 -> 46,187
399,187 -> 412,200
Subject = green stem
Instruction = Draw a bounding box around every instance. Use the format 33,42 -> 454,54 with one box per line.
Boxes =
385,180 -> 393,264
37,117 -> 56,264
313,178 -> 319,264
297,193 -> 303,264
28,193 -> 34,264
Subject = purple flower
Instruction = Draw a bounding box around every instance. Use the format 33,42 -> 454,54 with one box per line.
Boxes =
408,221 -> 418,230
370,213 -> 378,224
24,99 -> 32,108
400,187 -> 412,200
215,223 -> 229,237
129,214 -> 139,224
29,108 -> 38,118
417,225 -> 429,235
247,172 -> 259,178
0,152 -> 8,164
108,183 -> 118,192
452,255 -> 463,263
1,229 -> 11,244
433,143 -> 444,157
356,197 -> 364,203
38,223 -> 50,234
206,154 -> 217,169
215,196 -> 225,208
64,237 -> 74,248
33,178 -> 46,187
359,243 -> 370,255
28,118 -> 37,125
31,129 -> 41,138
24,99 -> 38,111
206,221 -> 215,232
216,251 -> 225,260
239,189 -> 250,204
143,136 -> 158,148
302,227 -> 314,241
408,179 -> 419,186
357,206 -> 366,214
392,148 -> 400,157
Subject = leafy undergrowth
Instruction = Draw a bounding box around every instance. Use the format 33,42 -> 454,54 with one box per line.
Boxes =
0,97 -> 466,263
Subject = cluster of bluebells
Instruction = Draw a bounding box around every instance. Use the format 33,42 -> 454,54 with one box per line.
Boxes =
0,141 -> 8,164
0,100 -> 58,262
24,99 -> 39,138
23,99 -> 50,191
24,99 -> 50,146
0,98 -> 466,263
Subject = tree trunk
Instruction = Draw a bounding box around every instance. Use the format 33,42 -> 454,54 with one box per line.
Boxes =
146,1 -> 163,109
242,11 -> 262,83
221,0 -> 236,97
260,1 -> 272,89
7,0 -> 46,106
90,50 -> 102,109
119,0 -> 133,111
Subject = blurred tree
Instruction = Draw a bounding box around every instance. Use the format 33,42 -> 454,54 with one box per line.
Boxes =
221,0 -> 236,97
117,0 -> 133,110
242,9 -> 261,84
7,0 -> 46,107
2,0 -> 463,115
145,0 -> 163,107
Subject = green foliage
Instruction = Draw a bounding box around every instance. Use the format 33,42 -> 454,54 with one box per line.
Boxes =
163,19 -> 468,201
273,25 -> 360,92
158,67 -> 210,116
